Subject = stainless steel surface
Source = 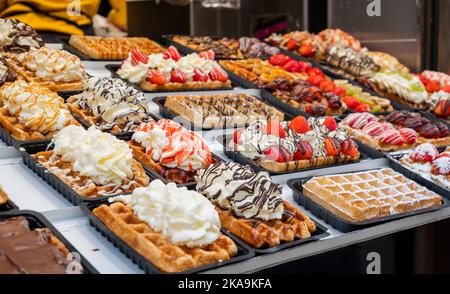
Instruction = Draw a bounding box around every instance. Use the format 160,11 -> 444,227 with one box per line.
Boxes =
327,0 -> 425,71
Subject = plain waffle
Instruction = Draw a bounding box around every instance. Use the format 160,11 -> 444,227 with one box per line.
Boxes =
69,36 -> 165,60
93,202 -> 238,273
33,151 -> 150,198
302,168 -> 442,223
216,201 -> 316,248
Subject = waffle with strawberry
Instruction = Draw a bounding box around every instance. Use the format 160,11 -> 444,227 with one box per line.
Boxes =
220,58 -> 347,116
231,116 -> 360,172
398,143 -> 450,189
341,111 -> 450,152
117,46 -> 231,91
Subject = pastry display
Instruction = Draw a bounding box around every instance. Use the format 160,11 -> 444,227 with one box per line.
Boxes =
68,35 -> 165,60
117,46 -> 231,91
196,162 -> 317,248
369,71 -> 430,110
130,119 -> 214,184
0,216 -> 75,274
0,57 -> 17,86
231,116 -> 360,172
0,80 -> 77,141
419,70 -> 450,94
94,180 -> 238,273
325,46 -> 381,79
164,93 -> 284,129
341,112 -> 450,152
0,185 -> 8,205
220,58 -> 347,116
67,77 -> 151,133
302,168 -> 442,223
33,125 -> 150,198
0,18 -> 44,53
4,46 -> 86,92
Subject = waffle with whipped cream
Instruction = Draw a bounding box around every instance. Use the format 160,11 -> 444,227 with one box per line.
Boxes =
0,80 -> 78,141
302,168 -> 442,223
94,180 -> 237,273
67,77 -> 151,133
4,46 -> 85,92
196,162 -> 317,248
130,119 -> 214,184
164,93 -> 284,129
33,126 -> 149,198
69,35 -> 165,60
0,18 -> 44,53
232,116 -> 360,173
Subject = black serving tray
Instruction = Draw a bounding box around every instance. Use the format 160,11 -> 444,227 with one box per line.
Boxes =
105,64 -> 234,93
0,200 -> 18,212
80,201 -> 255,274
288,166 -> 449,233
0,123 -> 54,149
387,148 -> 450,199
217,134 -> 369,176
20,142 -> 152,205
152,95 -> 293,131
0,210 -> 99,274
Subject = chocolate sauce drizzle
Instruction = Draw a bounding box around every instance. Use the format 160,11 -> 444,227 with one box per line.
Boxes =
2,19 -> 44,53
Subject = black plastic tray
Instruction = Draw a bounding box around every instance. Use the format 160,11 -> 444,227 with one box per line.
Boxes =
0,123 -> 53,149
0,210 -> 99,274
105,64 -> 234,93
20,142 -> 148,205
152,95 -> 293,131
217,134 -> 369,176
0,200 -> 18,212
80,201 -> 255,274
387,149 -> 450,199
288,166 -> 449,233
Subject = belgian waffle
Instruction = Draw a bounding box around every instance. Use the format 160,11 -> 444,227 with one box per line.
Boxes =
302,168 -> 442,223
69,36 -> 165,60
164,93 -> 284,129
33,151 -> 150,198
0,186 -> 8,205
172,36 -> 243,59
216,201 -> 316,248
93,202 -> 238,273
129,141 -> 215,184
138,79 -> 231,92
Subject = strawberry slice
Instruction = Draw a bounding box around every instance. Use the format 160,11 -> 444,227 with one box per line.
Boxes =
286,38 -> 298,51
199,50 -> 215,60
146,69 -> 166,85
209,67 -> 228,82
283,60 -> 302,73
410,143 -> 439,162
163,46 -> 181,61
264,146 -> 292,163
233,129 -> 244,145
193,68 -> 208,82
289,116 -> 311,134
170,69 -> 187,83
130,49 -> 148,66
323,116 -> 338,131
266,120 -> 286,138
268,54 -> 291,67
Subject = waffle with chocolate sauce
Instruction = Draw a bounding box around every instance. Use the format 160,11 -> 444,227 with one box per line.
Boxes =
93,201 -> 238,273
33,151 -> 149,198
220,59 -> 346,116
172,36 -> 243,59
164,93 -> 284,129
69,36 -> 165,60
0,216 -> 74,274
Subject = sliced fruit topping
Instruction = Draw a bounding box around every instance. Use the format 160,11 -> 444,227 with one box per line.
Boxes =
418,123 -> 441,139
324,137 -> 341,156
130,49 -> 148,66
332,87 -> 346,96
319,80 -> 336,92
307,68 -> 324,77
283,60 -> 302,73
377,129 -> 404,146
362,121 -> 385,137
286,38 -> 299,51
268,54 -> 291,67
343,95 -> 361,110
170,69 -> 187,83
341,139 -> 359,157
344,113 -> 377,129
163,46 -> 181,61
233,129 -> 244,145
193,68 -> 208,82
266,119 -> 286,138
425,81 -> 441,93
410,143 -> 439,162
293,140 -> 313,160
323,116 -> 338,131
436,122 -> 450,137
208,67 -> 229,82
434,99 -> 450,117
355,104 -> 370,113
288,116 -> 311,134
386,111 -> 410,126
325,93 -> 342,110
399,128 -> 418,145
146,69 -> 166,85
299,44 -> 315,57
432,157 -> 450,175
264,146 -> 292,163
199,50 -> 215,60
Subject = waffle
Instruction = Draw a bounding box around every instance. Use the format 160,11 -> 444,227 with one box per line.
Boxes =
93,202 -> 237,273
68,36 -> 165,60
217,201 -> 316,248
164,93 -> 284,129
138,79 -> 231,92
33,151 -> 150,198
0,186 -> 8,205
302,168 -> 442,223
3,53 -> 84,92
129,141 -> 215,184
172,36 -> 243,59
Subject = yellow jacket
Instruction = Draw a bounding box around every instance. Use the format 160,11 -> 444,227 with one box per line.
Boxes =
0,0 -> 101,35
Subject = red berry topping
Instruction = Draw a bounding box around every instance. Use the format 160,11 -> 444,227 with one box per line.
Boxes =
233,129 -> 244,145
344,113 -> 377,129
293,140 -> 313,160
343,95 -> 361,110
355,104 -> 371,113
170,69 -> 187,83
324,137 -> 341,156
146,69 -> 166,85
286,38 -> 298,51
208,67 -> 228,82
268,54 -> 291,67
264,146 -> 292,163
362,121 -> 385,137
332,87 -> 346,96
164,46 -> 181,61
308,68 -> 324,77
288,116 -> 311,134
418,123 -> 441,139
266,120 -> 286,138
193,68 -> 208,82
323,116 -> 338,131
377,129 -> 405,146
319,80 -> 336,92
410,143 -> 439,162
130,49 -> 148,66
432,157 -> 450,175
283,60 -> 302,73
199,50 -> 215,60
299,44 -> 315,57
341,139 -> 359,157
399,128 -> 418,145
426,81 -> 441,93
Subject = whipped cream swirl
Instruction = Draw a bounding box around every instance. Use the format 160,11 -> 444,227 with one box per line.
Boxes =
111,180 -> 221,247
0,19 -> 44,52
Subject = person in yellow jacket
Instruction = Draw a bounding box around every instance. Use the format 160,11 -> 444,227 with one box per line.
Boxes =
0,0 -> 101,36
